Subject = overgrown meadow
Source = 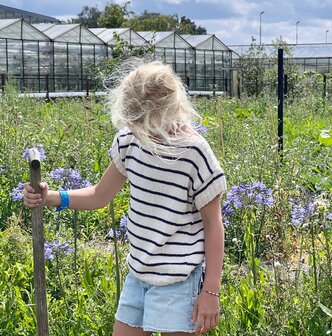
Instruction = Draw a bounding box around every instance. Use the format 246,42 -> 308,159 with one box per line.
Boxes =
0,83 -> 332,335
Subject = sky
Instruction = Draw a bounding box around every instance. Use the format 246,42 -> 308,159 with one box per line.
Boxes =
4,0 -> 332,46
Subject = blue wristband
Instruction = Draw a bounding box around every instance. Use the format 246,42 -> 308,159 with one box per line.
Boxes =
56,190 -> 70,212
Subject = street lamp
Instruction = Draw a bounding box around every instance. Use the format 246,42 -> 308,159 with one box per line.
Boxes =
326,30 -> 329,43
259,11 -> 264,45
296,21 -> 300,44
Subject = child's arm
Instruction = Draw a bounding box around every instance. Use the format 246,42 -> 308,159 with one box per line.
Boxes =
24,161 -> 127,210
192,195 -> 224,334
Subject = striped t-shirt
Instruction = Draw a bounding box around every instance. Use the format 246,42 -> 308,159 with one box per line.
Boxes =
111,128 -> 227,285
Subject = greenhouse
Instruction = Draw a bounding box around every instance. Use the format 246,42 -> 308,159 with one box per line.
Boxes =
1,15 -> 332,96
0,4 -> 59,24
90,27 -> 147,46
0,18 -> 237,95
230,43 -> 332,73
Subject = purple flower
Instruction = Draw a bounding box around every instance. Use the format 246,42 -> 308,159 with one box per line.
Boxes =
0,166 -> 4,173
120,215 -> 128,230
221,181 -> 274,225
290,199 -> 317,227
44,240 -> 75,261
107,215 -> 128,240
22,145 -> 46,161
106,228 -> 114,239
327,213 -> 332,220
192,122 -> 208,134
106,228 -> 121,239
108,148 -> 113,158
10,182 -> 25,201
223,215 -> 230,228
50,168 -> 92,190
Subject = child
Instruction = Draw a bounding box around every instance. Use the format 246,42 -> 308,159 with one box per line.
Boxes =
24,61 -> 227,336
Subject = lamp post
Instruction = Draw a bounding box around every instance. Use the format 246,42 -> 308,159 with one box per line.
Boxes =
326,30 -> 329,43
259,11 -> 264,45
296,21 -> 300,44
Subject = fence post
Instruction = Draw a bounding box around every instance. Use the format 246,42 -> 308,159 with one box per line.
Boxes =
278,49 -> 284,162
28,149 -> 49,336
213,77 -> 216,97
45,75 -> 50,101
323,74 -> 327,108
86,77 -> 90,98
1,74 -> 5,93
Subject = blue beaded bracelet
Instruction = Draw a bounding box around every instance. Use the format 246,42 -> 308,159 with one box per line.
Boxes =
56,190 -> 70,212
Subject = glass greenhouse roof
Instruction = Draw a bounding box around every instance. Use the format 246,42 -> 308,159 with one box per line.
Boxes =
33,23 -> 104,44
0,4 -> 59,23
230,43 -> 332,58
292,44 -> 332,57
181,34 -> 229,51
90,28 -> 146,46
0,19 -> 49,40
138,31 -> 192,49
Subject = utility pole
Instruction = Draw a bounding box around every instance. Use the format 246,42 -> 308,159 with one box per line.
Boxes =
259,11 -> 264,45
296,21 -> 300,44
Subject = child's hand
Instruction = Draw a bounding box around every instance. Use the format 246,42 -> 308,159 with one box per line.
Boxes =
192,291 -> 220,335
23,182 -> 48,208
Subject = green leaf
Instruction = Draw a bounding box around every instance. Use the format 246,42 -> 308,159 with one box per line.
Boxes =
319,303 -> 332,318
318,129 -> 332,146
235,107 -> 252,118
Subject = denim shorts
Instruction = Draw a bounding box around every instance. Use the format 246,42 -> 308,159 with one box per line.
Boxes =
115,264 -> 203,333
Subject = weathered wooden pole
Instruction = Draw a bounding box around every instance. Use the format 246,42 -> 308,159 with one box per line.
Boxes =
28,148 -> 49,336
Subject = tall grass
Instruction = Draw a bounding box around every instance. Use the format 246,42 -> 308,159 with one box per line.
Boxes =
0,86 -> 331,335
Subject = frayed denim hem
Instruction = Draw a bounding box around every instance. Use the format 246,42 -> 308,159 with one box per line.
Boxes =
143,325 -> 196,333
115,316 -> 142,329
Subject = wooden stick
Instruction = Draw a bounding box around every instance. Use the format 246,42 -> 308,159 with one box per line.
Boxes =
29,148 -> 49,336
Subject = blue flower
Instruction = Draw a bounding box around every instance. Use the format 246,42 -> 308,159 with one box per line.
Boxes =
108,148 -> 113,158
106,228 -> 121,239
290,199 -> 317,227
326,213 -> 332,220
22,145 -> 46,161
44,240 -> 75,261
50,168 -> 92,190
192,122 -> 208,134
10,182 -> 25,201
120,215 -> 128,230
222,181 -> 274,225
0,166 -> 4,173
107,215 -> 128,241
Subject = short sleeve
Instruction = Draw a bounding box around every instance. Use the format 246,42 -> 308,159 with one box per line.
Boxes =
110,130 -> 130,177
192,140 -> 227,210
194,167 -> 227,210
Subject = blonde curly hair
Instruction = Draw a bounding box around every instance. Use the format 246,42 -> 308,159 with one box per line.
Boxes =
107,60 -> 200,155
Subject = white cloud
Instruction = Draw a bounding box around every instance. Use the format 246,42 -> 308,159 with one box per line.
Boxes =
165,0 -> 188,3
195,0 -> 228,3
113,0 -> 131,5
196,16 -> 332,45
7,0 -> 24,8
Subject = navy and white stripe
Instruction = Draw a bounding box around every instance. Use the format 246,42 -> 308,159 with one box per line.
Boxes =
111,128 -> 227,285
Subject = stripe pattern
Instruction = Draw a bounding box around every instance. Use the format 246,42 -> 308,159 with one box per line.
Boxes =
111,128 -> 227,285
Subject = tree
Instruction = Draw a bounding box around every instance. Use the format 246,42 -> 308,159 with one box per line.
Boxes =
123,10 -> 178,31
235,37 -> 270,97
70,4 -> 207,34
70,5 -> 102,27
237,36 -> 302,97
178,16 -> 206,35
99,1 -> 131,28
